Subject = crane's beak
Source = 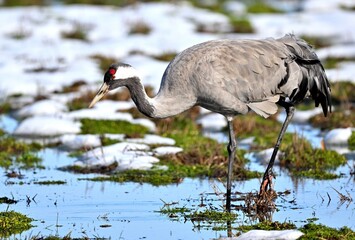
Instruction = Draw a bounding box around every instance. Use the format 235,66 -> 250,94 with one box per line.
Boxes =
89,82 -> 109,108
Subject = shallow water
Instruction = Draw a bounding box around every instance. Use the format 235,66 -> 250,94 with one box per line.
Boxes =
0,115 -> 354,239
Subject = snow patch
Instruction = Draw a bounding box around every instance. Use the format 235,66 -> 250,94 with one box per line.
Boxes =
14,116 -> 81,136
324,127 -> 353,145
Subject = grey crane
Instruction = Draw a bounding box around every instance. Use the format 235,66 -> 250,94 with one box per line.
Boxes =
89,34 -> 331,212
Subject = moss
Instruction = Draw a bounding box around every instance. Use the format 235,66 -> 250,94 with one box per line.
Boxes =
0,211 -> 33,237
2,0 -> 45,6
280,135 -> 347,179
0,135 -> 42,169
80,118 -> 150,136
189,0 -> 226,13
0,102 -> 12,114
238,221 -> 296,232
299,223 -> 355,239
229,16 -> 254,33
247,1 -> 283,14
349,131 -> 355,150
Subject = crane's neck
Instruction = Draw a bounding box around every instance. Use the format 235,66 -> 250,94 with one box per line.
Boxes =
124,77 -> 156,118
117,76 -> 194,119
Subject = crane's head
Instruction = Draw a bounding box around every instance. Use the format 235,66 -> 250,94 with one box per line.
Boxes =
89,63 -> 139,108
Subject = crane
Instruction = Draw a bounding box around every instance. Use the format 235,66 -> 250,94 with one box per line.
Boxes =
89,34 -> 331,212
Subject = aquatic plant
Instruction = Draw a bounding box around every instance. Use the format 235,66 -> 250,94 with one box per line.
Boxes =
0,211 -> 33,237
237,221 -> 296,232
0,134 -> 42,169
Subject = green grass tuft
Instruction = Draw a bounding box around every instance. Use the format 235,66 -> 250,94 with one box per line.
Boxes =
0,135 -> 42,169
349,131 -> 355,150
299,223 -> 355,239
0,211 -> 33,237
247,1 -> 283,14
280,135 -> 347,179
80,118 -> 150,137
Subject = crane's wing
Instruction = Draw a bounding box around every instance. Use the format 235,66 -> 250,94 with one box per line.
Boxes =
200,39 -> 292,118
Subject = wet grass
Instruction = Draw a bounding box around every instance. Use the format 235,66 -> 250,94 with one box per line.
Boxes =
300,35 -> 333,48
330,81 -> 355,105
1,0 -> 45,6
0,133 -> 43,170
33,180 -> 67,185
280,135 -> 347,179
349,131 -> 355,150
90,54 -> 119,73
155,111 -> 261,180
310,109 -> 354,130
0,211 -> 33,238
61,23 -> 90,42
238,221 -> 296,232
80,118 -> 150,137
299,223 -> 355,239
247,1 -> 283,14
128,21 -> 152,35
159,205 -> 237,224
230,113 -> 294,150
228,16 -> 254,33
55,80 -> 88,94
323,57 -> 355,69
0,102 -> 12,114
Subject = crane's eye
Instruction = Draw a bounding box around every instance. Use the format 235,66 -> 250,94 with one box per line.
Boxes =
109,68 -> 116,75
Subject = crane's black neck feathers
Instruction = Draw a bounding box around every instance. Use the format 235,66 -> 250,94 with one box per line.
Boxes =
122,77 -> 155,118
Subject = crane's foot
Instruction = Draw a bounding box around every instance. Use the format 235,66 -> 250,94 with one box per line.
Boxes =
259,170 -> 275,198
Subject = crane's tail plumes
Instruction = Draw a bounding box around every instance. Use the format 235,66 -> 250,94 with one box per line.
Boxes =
279,34 -> 332,116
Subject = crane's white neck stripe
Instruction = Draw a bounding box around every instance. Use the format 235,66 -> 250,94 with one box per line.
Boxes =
114,66 -> 140,80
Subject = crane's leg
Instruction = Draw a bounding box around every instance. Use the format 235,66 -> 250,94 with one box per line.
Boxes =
259,104 -> 295,195
226,118 -> 237,212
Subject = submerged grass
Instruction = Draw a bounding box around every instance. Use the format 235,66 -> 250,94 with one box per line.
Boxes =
0,134 -> 42,169
0,211 -> 33,238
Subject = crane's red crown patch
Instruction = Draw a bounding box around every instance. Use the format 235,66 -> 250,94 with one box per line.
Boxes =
109,68 -> 116,75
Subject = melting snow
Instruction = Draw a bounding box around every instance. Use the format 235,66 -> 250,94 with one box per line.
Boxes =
15,99 -> 68,118
14,116 -> 81,136
324,127 -> 353,145
60,134 -> 101,150
235,229 -> 303,240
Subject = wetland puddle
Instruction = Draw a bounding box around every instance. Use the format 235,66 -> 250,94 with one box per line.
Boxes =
0,115 -> 354,239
